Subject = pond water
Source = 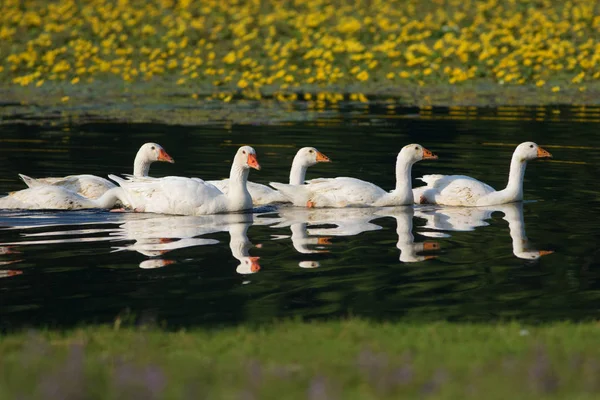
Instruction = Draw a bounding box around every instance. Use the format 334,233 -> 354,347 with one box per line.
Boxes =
1,104 -> 599,329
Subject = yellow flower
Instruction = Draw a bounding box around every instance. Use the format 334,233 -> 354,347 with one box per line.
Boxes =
71,77 -> 79,84
356,70 -> 369,81
536,80 -> 545,87
551,86 -> 560,92
61,96 -> 69,102
386,72 -> 395,80
223,52 -> 236,64
237,79 -> 248,89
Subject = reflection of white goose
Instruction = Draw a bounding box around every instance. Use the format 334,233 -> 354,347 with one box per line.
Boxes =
229,219 -> 261,275
114,237 -> 219,258
415,207 -> 492,232
271,207 -> 383,254
298,261 -> 321,269
139,259 -> 176,269
289,223 -> 330,254
0,246 -> 18,255
111,212 -> 265,273
415,203 -> 552,260
376,206 -> 440,263
0,269 -> 22,278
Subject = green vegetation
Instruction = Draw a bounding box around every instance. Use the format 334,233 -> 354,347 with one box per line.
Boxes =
2,320 -> 600,399
2,0 -> 600,119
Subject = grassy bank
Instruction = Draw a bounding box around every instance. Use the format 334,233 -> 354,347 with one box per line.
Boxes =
2,0 -> 600,111
2,320 -> 600,399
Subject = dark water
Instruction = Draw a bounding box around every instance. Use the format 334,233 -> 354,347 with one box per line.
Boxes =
1,105 -> 599,329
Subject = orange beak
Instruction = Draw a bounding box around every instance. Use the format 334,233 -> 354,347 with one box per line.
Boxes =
247,153 -> 261,170
422,147 -> 438,160
317,237 -> 332,245
316,151 -> 331,163
539,250 -> 554,256
422,241 -> 440,251
249,256 -> 261,272
158,149 -> 175,163
537,147 -> 552,158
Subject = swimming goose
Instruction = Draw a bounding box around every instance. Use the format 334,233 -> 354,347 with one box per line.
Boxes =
413,142 -> 552,206
109,146 -> 260,216
19,143 -> 174,199
208,147 -> 330,206
270,144 -> 437,208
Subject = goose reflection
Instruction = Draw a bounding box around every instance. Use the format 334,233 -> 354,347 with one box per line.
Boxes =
0,246 -> 21,268
272,207 -> 382,245
0,269 -> 22,278
112,212 -> 264,273
375,206 -> 440,263
415,203 -> 552,260
270,207 -> 383,266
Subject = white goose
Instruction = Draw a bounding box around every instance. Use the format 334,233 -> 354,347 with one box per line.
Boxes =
109,146 -> 260,216
0,186 -> 126,210
413,142 -> 552,206
270,144 -> 437,208
207,147 -> 330,206
19,143 -> 174,199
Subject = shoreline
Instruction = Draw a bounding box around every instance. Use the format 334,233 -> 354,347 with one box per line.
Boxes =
2,81 -> 600,126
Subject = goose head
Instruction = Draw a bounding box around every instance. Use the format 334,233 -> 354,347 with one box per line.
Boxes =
399,144 -> 438,164
139,259 -> 176,269
514,142 -> 552,161
515,249 -> 554,261
296,147 -> 331,166
236,256 -> 261,274
235,146 -> 261,170
138,143 -> 175,164
299,261 -> 321,268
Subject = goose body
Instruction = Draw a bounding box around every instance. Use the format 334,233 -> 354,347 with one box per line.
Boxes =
413,142 -> 552,206
207,147 -> 330,206
0,186 -> 125,210
109,146 -> 260,216
20,143 -> 174,200
271,144 -> 437,208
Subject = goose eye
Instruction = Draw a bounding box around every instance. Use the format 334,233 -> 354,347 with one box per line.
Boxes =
151,146 -> 156,150
415,146 -> 419,150
242,150 -> 246,154
309,150 -> 314,153
529,145 -> 534,148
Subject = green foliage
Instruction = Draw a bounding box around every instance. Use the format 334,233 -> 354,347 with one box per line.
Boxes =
2,320 -> 600,399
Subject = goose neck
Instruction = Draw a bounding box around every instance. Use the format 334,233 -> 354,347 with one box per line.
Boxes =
133,151 -> 151,177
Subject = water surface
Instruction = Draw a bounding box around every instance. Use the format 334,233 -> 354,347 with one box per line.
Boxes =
1,105 -> 599,329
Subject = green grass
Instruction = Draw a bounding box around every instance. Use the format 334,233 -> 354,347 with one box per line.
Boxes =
2,320 -> 600,399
